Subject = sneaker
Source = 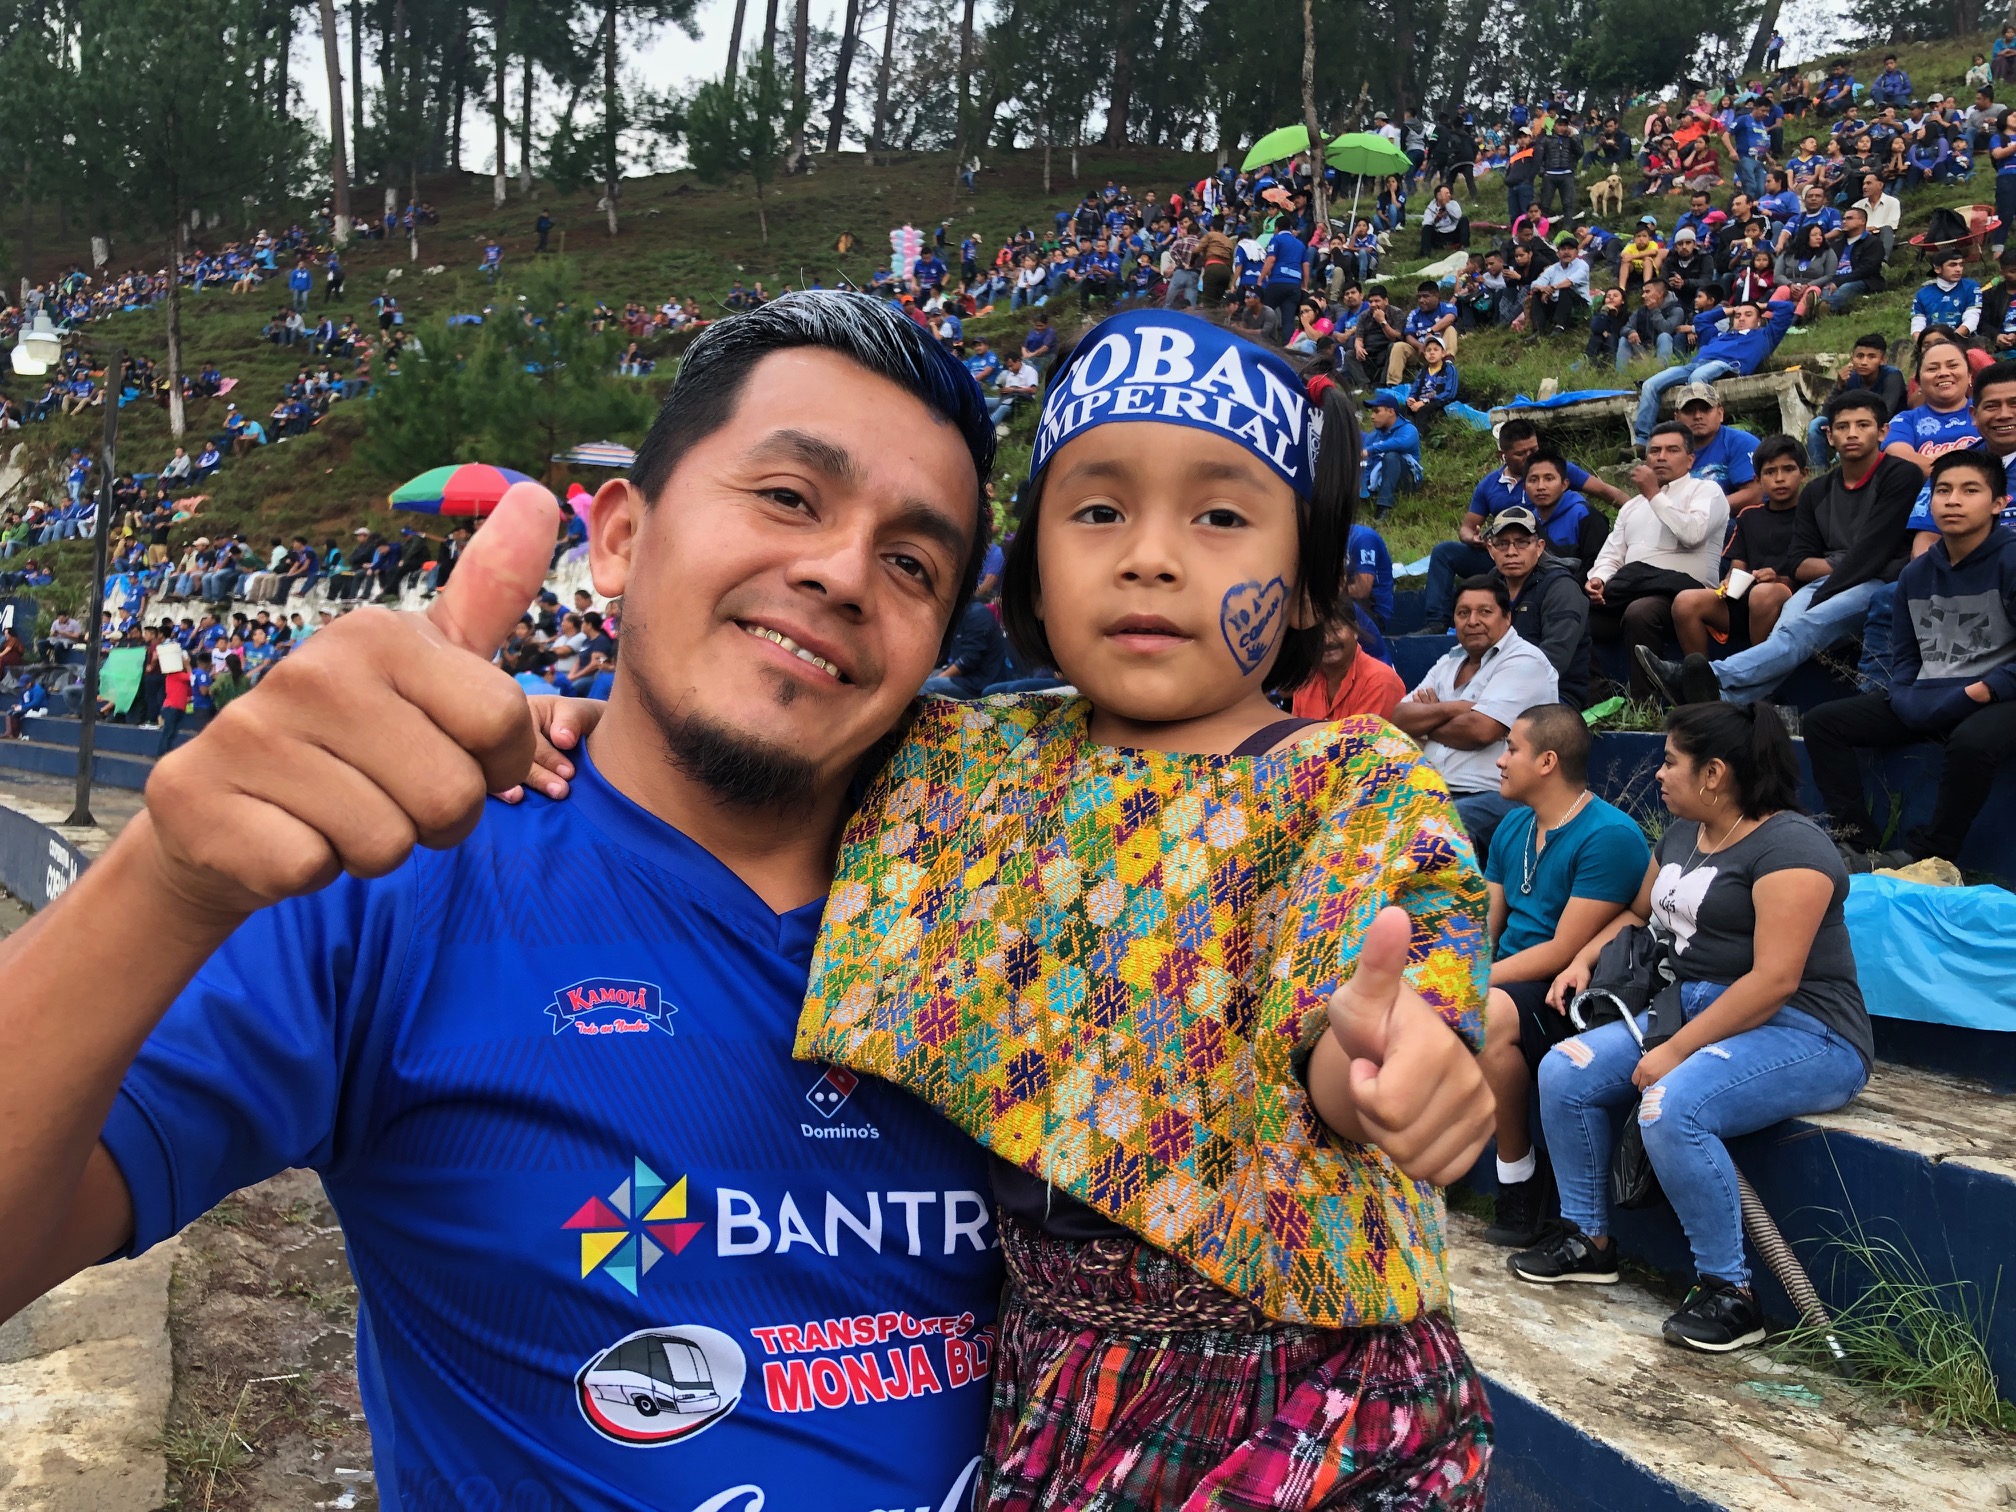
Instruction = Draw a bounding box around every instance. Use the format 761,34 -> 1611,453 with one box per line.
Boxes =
1634,645 -> 1686,705
1678,652 -> 1722,705
1483,1171 -> 1549,1248
1508,1224 -> 1620,1285
1661,1277 -> 1766,1352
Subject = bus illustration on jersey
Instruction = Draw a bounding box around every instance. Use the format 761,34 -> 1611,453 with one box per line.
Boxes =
576,1324 -> 747,1446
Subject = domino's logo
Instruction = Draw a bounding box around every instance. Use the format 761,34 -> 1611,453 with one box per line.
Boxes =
805,1067 -> 858,1119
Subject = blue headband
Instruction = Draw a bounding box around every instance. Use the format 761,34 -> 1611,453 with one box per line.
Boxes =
1029,310 -> 1317,498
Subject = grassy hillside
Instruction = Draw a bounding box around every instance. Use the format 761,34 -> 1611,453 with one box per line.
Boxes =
3,25 -> 2008,610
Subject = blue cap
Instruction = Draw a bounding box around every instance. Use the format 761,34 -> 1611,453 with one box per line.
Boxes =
1029,309 -> 1316,498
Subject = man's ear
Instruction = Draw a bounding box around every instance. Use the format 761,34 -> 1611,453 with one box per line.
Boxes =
588,478 -> 643,599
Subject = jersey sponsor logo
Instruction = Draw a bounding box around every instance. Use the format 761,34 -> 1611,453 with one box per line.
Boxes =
547,976 -> 675,1038
575,1322 -> 746,1446
750,1310 -> 993,1416
564,1156 -> 706,1295
804,1066 -> 882,1140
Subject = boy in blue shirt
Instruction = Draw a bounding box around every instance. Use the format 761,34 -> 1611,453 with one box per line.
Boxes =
1910,250 -> 1984,337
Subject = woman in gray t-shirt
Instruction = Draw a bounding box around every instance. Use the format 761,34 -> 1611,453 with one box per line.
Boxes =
1507,702 -> 1871,1354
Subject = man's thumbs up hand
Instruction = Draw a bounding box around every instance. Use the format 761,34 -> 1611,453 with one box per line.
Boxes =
1316,907 -> 1494,1189
143,484 -> 560,925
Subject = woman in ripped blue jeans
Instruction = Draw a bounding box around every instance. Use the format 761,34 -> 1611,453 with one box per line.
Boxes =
1509,701 -> 1872,1353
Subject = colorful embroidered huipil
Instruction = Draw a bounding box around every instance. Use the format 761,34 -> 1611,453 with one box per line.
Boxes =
797,695 -> 1489,1327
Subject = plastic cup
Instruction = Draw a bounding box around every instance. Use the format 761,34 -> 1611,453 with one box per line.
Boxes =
1725,567 -> 1755,600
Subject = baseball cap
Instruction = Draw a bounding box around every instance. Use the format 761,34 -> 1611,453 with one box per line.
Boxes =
1928,92 -> 1945,103
1674,381 -> 1723,409
1485,505 -> 1540,537
353,525 -> 371,535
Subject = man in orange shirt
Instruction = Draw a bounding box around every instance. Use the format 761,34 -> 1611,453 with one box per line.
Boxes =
1290,605 -> 1405,721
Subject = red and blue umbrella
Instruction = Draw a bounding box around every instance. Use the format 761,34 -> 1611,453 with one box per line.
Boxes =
390,462 -> 536,516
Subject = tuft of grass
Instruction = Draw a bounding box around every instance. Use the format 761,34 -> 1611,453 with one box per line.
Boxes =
1773,1225 -> 2014,1438
158,1383 -> 257,1511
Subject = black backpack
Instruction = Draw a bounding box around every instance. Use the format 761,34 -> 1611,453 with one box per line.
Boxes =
1925,205 -> 1971,250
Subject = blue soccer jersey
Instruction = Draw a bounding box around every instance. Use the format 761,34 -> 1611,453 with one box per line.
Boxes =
101,745 -> 1001,1512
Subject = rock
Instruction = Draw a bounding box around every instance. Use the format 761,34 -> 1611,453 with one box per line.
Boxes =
0,1242 -> 176,1512
1875,856 -> 1964,887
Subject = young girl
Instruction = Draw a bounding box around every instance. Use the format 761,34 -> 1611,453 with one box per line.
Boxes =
524,311 -> 1496,1506
797,310 -> 1494,1509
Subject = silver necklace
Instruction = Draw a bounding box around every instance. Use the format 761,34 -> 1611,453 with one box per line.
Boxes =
1520,789 -> 1592,895
1682,809 -> 1759,873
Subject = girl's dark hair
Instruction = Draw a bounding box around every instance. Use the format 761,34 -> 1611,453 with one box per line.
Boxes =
1665,702 -> 1800,817
998,333 -> 1359,695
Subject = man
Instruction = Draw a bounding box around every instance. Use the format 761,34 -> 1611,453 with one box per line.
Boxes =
1822,207 -> 1889,316
920,599 -> 1012,700
1587,424 -> 1729,694
1870,54 -> 1913,109
962,334 -> 1000,392
1633,291 -> 1813,448
288,259 -> 312,312
1518,236 -> 1590,335
0,293 -> 1477,1508
1983,252 -> 2016,356
1475,705 -> 1650,1246
1420,420 -> 1625,632
1484,505 -> 1593,708
1347,519 -> 1396,628
1343,284 -> 1403,390
1389,576 -> 1558,861
1535,116 -> 1580,220
1805,449 -> 2016,869
1850,174 -> 1901,258
1289,603 -> 1404,720
1671,434 -> 1809,657
1621,280 -> 1686,370
1259,217 -> 1311,347
1818,62 -> 1857,117
1163,214 -> 1202,308
1020,311 -> 1055,366
1418,186 -> 1470,257
988,350 -> 1039,432
1674,384 -> 1762,513
535,210 -> 553,253
1727,96 -> 1777,200
1640,391 -> 1920,707
1502,128 -> 1538,224
1391,280 -> 1459,384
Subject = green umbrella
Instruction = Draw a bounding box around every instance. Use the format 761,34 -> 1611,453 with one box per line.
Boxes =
1324,132 -> 1415,229
1324,132 -> 1412,178
1241,124 -> 1312,172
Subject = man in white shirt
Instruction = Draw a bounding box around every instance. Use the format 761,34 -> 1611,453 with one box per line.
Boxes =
988,351 -> 1040,431
1418,186 -> 1469,256
1851,172 -> 1902,257
1585,421 -> 1730,693
1517,237 -> 1591,335
159,448 -> 193,485
1374,109 -> 1401,148
1389,577 -> 1560,862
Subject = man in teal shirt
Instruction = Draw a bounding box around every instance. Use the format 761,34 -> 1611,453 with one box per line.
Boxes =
1473,705 -> 1650,1247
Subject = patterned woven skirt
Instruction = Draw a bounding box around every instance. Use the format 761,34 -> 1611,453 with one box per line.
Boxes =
981,1217 -> 1492,1512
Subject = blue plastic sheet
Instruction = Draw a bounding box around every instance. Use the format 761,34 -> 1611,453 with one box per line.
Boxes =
1503,388 -> 1634,410
1843,875 -> 2016,1031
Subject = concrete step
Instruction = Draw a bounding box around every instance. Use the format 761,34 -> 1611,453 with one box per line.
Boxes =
1469,1061 -> 2016,1398
0,736 -> 153,791
1450,1212 -> 2014,1512
15,715 -> 202,758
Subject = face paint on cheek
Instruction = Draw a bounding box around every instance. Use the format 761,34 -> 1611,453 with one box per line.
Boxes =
1219,576 -> 1289,675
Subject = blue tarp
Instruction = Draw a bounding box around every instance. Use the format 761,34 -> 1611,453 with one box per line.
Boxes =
1844,875 -> 2016,1032
1503,388 -> 1634,410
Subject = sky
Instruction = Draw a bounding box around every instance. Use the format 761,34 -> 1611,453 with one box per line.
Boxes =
289,0 -> 1847,176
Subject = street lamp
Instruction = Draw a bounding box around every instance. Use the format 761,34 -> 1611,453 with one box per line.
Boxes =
8,342 -> 48,378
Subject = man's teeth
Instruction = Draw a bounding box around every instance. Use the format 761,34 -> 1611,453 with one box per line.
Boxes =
742,623 -> 843,679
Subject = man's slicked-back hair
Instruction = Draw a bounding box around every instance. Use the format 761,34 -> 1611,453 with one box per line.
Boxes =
627,291 -> 998,610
